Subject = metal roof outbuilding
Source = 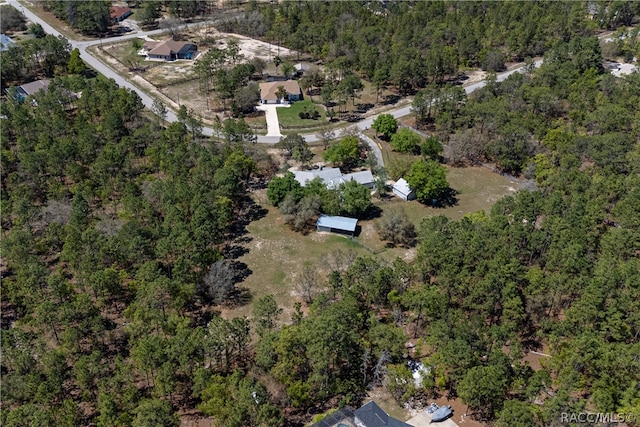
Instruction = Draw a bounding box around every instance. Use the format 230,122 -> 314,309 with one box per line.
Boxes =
316,215 -> 358,236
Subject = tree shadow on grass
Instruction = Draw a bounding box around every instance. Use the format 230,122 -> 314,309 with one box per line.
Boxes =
360,204 -> 383,221
223,241 -> 251,260
231,260 -> 252,283
356,103 -> 374,113
435,188 -> 459,208
383,94 -> 401,105
225,286 -> 253,308
419,188 -> 459,208
229,196 -> 268,239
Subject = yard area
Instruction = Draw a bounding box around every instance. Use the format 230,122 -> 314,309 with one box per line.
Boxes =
221,166 -> 518,322
276,99 -> 327,128
220,196 -> 370,322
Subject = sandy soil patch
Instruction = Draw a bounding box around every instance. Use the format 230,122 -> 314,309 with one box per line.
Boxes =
145,61 -> 197,84
196,28 -> 299,61
463,70 -> 487,85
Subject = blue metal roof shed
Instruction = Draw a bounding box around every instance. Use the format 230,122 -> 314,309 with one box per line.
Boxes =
316,215 -> 358,236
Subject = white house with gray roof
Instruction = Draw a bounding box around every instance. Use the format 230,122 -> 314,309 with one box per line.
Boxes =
292,167 -> 374,189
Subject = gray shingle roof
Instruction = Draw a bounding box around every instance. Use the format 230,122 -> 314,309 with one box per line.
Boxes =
292,167 -> 343,186
327,170 -> 374,189
310,406 -> 356,427
19,79 -> 51,96
354,401 -> 412,427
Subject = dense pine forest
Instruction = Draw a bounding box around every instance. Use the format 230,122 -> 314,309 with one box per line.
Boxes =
222,1 -> 639,89
2,1 -> 640,427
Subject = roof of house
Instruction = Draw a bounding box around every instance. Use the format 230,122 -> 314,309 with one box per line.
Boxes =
326,170 -> 374,189
354,401 -> 412,427
19,79 -> 51,96
0,34 -> 14,51
144,40 -> 196,57
392,178 -> 413,196
310,406 -> 356,427
292,167 -> 343,186
317,215 -> 358,233
259,80 -> 301,100
110,6 -> 132,20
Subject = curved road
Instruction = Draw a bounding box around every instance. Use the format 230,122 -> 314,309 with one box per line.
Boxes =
8,0 -> 543,154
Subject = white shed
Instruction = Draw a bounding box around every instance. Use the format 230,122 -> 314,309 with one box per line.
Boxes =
392,178 -> 416,201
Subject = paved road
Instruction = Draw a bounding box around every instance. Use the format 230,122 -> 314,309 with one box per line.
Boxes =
8,0 -> 544,147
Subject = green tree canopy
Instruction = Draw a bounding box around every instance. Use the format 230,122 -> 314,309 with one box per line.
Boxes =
390,128 -> 422,154
458,365 -> 509,419
267,172 -> 302,207
372,114 -> 398,140
339,180 -> 371,217
324,136 -> 360,169
405,160 -> 450,204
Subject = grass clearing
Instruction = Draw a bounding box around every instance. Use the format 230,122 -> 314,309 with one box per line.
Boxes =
221,195 -> 371,321
223,166 -> 517,322
276,100 -> 326,127
374,166 -> 518,228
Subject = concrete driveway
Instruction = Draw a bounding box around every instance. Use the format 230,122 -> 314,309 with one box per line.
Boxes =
406,411 -> 461,427
256,104 -> 289,138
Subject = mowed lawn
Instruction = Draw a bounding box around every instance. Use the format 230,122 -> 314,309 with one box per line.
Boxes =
276,99 -> 326,127
222,166 -> 519,321
357,166 -> 519,258
383,165 -> 519,225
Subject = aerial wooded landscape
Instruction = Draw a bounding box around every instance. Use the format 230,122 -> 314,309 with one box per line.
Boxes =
1,1 -> 639,427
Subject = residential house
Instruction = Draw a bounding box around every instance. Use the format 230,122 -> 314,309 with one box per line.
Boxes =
292,167 -> 375,189
316,215 -> 358,237
141,40 -> 198,61
110,6 -> 133,23
0,34 -> 15,52
392,178 -> 416,201
7,79 -> 51,102
354,401 -> 413,427
259,80 -> 302,104
292,167 -> 343,187
586,2 -> 601,19
326,170 -> 375,190
310,401 -> 411,427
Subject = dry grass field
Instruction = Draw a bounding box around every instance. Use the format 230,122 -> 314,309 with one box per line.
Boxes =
221,166 -> 519,322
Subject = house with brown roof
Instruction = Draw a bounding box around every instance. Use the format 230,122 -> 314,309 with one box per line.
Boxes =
259,80 -> 302,104
141,40 -> 198,61
110,6 -> 132,23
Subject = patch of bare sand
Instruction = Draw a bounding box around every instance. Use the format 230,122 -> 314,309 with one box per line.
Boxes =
402,248 -> 417,262
197,28 -> 299,61
360,222 -> 376,240
462,70 -> 487,85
